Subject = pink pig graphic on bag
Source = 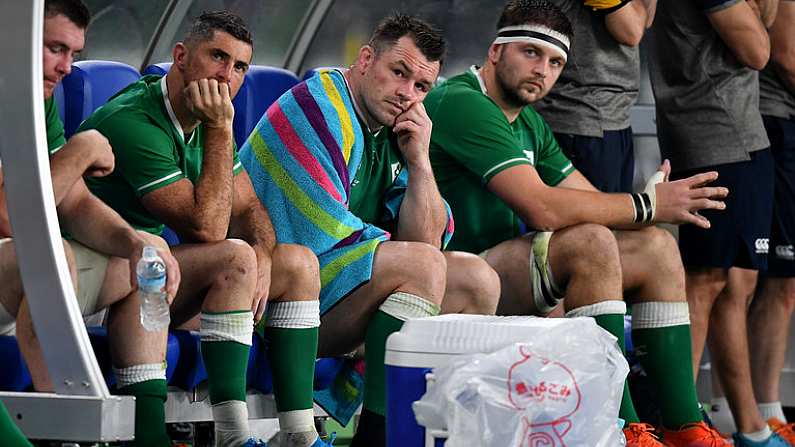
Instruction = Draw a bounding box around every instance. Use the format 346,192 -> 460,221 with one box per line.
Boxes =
507,345 -> 582,447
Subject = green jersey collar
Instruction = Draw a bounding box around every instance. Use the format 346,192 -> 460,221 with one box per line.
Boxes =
160,76 -> 196,145
469,65 -> 488,96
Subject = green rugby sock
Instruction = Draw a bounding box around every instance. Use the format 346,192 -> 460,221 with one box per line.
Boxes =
363,310 -> 404,416
568,301 -> 640,424
632,302 -> 702,429
364,292 -> 440,416
0,401 -> 32,447
594,313 -> 640,424
266,327 -> 318,411
202,340 -> 250,404
118,379 -> 169,447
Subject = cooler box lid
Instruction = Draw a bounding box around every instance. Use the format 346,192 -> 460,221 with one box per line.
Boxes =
386,314 -> 599,361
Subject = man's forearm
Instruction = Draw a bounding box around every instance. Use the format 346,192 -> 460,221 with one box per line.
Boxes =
229,203 -> 277,255
396,162 -> 448,247
58,181 -> 142,259
49,147 -> 92,206
604,1 -> 649,46
192,127 -> 235,236
529,187 -> 637,231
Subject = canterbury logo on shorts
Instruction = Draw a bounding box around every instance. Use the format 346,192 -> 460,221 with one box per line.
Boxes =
755,238 -> 769,254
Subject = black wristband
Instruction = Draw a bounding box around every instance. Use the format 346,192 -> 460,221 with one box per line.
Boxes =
630,192 -> 653,223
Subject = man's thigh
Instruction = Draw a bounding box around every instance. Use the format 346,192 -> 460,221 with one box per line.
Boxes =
483,231 -> 561,316
67,240 -> 117,317
318,240 -> 445,357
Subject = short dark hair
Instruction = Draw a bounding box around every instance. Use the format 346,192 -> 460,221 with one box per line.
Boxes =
184,10 -> 253,49
44,0 -> 90,29
368,14 -> 447,66
497,0 -> 573,40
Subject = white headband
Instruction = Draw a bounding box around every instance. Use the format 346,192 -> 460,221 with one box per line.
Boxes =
493,24 -> 570,62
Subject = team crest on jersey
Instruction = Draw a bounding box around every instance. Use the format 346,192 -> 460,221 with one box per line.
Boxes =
391,162 -> 402,182
523,149 -> 535,164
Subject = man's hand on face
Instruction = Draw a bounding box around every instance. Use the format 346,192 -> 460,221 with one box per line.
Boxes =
184,78 -> 235,130
393,101 -> 433,167
68,130 -> 115,178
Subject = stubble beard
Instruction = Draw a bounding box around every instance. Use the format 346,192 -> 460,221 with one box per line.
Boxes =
495,64 -> 535,109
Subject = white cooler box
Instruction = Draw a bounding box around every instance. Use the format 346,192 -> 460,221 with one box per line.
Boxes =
384,314 -> 620,447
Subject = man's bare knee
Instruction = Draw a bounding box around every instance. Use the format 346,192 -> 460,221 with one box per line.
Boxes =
215,239 -> 258,289
446,252 -> 500,314
272,243 -> 320,300
639,227 -> 683,272
555,224 -> 620,273
393,242 -> 447,305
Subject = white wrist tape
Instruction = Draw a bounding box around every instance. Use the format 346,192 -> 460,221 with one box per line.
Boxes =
631,170 -> 665,223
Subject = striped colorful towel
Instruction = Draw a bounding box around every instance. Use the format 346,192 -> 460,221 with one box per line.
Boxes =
240,68 -> 453,313
239,69 -> 453,423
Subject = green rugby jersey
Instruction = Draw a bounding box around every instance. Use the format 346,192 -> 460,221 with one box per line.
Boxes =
81,75 -> 241,236
426,66 -> 574,254
348,125 -> 404,226
45,96 -> 66,154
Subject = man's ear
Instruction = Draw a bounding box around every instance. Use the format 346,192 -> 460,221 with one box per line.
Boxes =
357,45 -> 376,74
487,43 -> 503,66
172,43 -> 188,71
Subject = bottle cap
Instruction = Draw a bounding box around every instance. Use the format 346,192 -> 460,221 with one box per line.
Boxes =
142,246 -> 158,259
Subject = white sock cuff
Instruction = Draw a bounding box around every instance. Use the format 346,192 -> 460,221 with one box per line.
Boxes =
201,311 -> 254,346
265,300 -> 320,329
631,301 -> 690,329
113,363 -> 166,388
759,401 -> 786,422
277,408 -> 315,433
743,425 -> 773,442
379,292 -> 440,321
565,300 -> 626,318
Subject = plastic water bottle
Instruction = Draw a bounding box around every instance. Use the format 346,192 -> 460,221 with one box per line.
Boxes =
137,246 -> 170,331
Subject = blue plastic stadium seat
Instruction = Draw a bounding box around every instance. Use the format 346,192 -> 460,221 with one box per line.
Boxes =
232,65 -> 299,147
170,330 -> 208,391
86,326 -> 181,387
140,63 -> 299,148
0,336 -> 32,391
247,334 -> 272,394
141,62 -> 171,77
161,226 -> 181,246
61,60 -> 141,138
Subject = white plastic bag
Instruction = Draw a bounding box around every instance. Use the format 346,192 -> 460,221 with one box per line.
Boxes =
413,317 -> 628,447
